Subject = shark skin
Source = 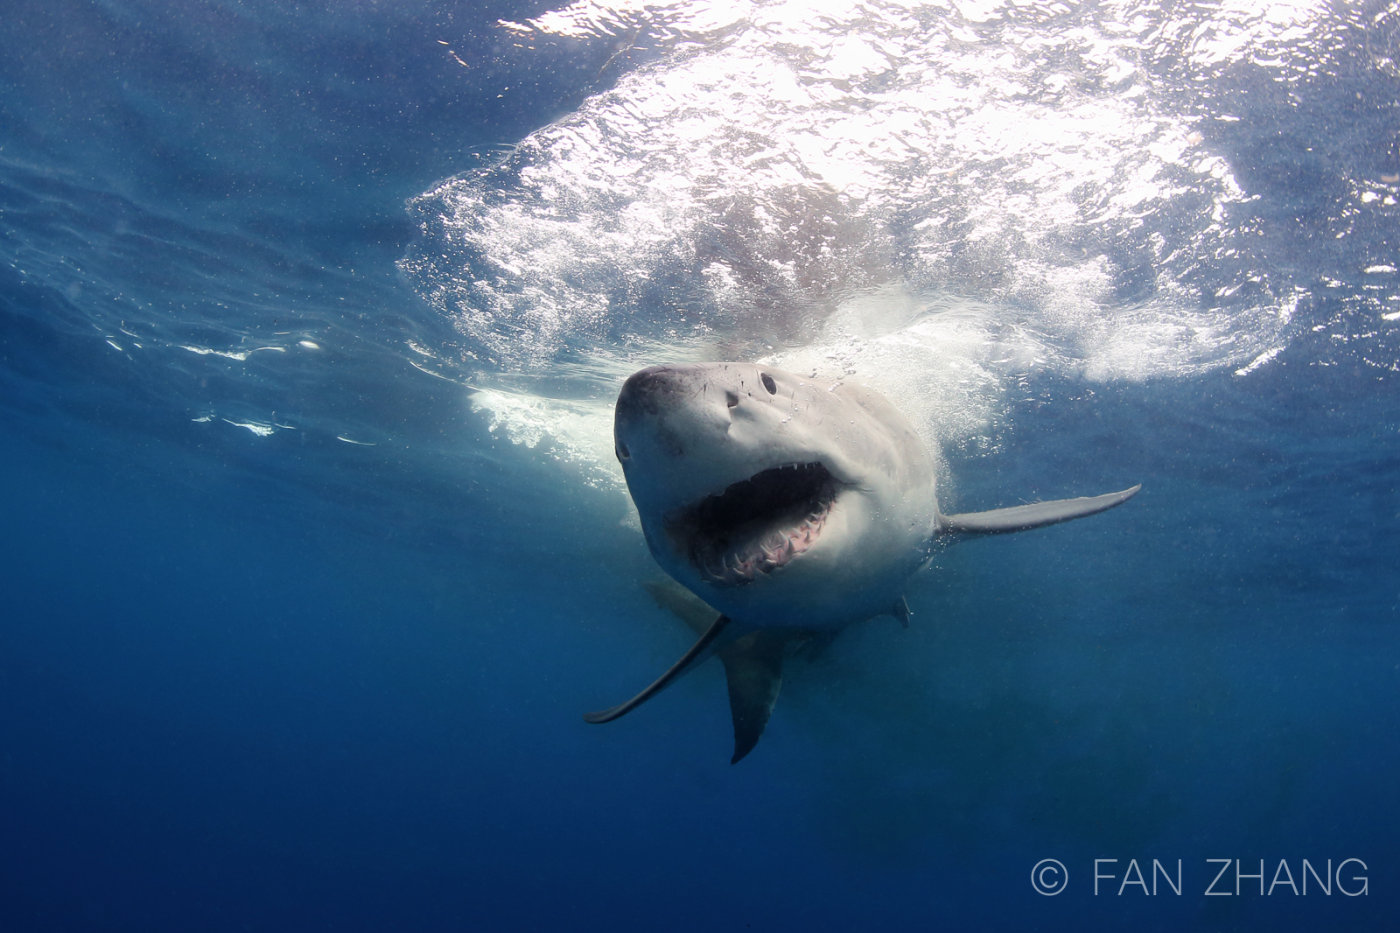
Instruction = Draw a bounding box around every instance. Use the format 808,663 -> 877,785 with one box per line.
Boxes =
586,363 -> 1139,762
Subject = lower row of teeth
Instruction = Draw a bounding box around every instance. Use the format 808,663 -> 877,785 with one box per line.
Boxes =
705,511 -> 827,582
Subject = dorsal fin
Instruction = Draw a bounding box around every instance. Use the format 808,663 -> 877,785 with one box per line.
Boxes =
940,485 -> 1140,535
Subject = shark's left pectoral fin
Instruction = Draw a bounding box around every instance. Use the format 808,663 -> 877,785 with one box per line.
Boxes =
583,615 -> 732,724
940,484 -> 1141,536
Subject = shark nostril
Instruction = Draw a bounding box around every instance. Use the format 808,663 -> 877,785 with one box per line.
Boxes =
616,442 -> 630,462
725,390 -> 740,409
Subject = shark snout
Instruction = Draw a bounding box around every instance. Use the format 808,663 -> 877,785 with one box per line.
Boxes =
615,364 -> 737,457
617,363 -> 778,422
616,365 -> 680,417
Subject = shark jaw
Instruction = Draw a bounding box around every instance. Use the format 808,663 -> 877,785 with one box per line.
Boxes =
665,461 -> 840,587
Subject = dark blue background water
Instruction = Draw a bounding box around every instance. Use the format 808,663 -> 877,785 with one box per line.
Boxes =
2,2 -> 1397,931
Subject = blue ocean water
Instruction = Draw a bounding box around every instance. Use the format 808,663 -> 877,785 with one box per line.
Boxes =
2,1 -> 1397,930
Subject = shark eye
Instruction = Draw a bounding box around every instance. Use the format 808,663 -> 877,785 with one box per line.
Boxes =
616,442 -> 630,462
760,372 -> 777,395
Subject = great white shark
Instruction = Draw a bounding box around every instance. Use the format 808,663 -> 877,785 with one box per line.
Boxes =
586,362 -> 1139,762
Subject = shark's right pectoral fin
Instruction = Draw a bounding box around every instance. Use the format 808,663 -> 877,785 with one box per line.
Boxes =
584,613 -> 787,765
940,484 -> 1141,536
583,615 -> 732,724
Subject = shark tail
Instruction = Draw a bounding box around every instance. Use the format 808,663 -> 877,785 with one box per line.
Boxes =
718,631 -> 785,764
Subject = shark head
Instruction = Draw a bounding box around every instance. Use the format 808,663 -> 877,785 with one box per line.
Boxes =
614,362 -> 939,629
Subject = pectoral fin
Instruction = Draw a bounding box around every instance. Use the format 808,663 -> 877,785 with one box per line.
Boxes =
940,484 -> 1141,535
583,615 -> 731,724
584,611 -> 789,765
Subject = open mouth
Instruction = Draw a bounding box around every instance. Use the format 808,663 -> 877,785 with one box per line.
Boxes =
666,462 -> 838,586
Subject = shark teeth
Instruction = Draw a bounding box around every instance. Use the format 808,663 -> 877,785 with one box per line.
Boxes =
671,462 -> 837,586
